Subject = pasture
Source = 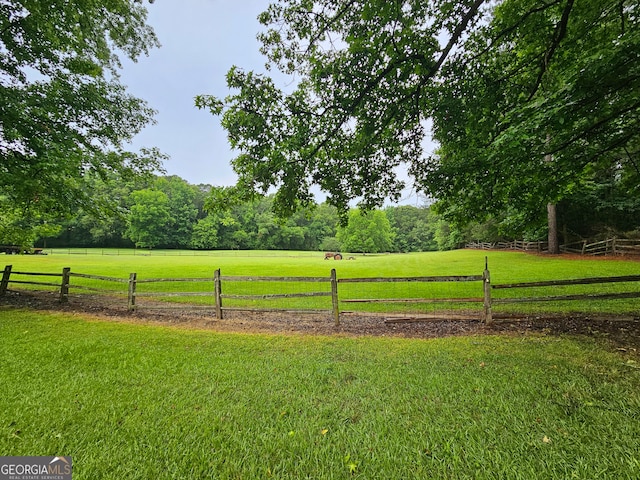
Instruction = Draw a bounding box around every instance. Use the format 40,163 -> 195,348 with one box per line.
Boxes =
1,309 -> 639,479
7,248 -> 640,280
2,249 -> 640,317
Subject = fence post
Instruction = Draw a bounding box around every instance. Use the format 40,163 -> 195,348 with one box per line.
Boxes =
214,269 -> 223,320
330,268 -> 340,326
128,273 -> 137,311
0,265 -> 12,296
59,267 -> 71,303
483,258 -> 492,324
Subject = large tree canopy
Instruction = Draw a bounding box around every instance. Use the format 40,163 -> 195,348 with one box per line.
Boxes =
198,0 -> 639,236
0,0 -> 162,240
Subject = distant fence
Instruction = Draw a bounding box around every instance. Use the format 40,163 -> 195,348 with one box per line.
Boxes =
466,238 -> 640,256
38,248 -> 320,258
466,240 -> 549,252
3,263 -> 639,324
559,239 -> 640,256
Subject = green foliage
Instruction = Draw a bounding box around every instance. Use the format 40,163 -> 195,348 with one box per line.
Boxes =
199,0 -> 640,239
0,198 -> 61,248
154,176 -> 200,248
38,171 -> 505,252
190,215 -> 219,250
425,0 -> 640,233
385,205 -> 437,252
0,0 -> 162,236
337,209 -> 394,253
125,189 -> 171,248
558,153 -> 640,240
319,236 -> 341,252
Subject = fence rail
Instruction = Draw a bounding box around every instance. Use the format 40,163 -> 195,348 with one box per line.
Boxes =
338,273 -> 490,320
467,238 -> 640,256
466,241 -> 548,252
2,263 -> 639,325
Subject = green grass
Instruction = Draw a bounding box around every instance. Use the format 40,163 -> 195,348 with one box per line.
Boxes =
4,248 -> 639,280
2,249 -> 640,316
1,310 -> 639,479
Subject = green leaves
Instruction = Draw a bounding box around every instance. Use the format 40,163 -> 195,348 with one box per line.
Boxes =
0,0 -> 161,239
199,0 -> 639,242
337,209 -> 395,253
125,189 -> 172,248
427,0 -> 640,234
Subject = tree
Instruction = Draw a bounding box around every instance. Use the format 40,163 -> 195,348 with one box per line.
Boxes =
155,176 -> 199,248
0,203 -> 61,249
337,209 -> 394,253
198,0 -> 640,244
424,0 -> 640,251
385,205 -> 436,252
190,215 -> 219,250
0,0 -> 163,243
125,189 -> 171,248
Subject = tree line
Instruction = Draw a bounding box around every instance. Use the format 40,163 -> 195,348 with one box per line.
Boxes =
36,172 -> 639,253
36,173 -> 444,252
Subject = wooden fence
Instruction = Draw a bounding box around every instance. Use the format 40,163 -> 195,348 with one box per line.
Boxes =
3,264 -> 640,324
466,240 -> 548,252
467,238 -> 640,256
0,265 -> 341,323
338,270 -> 492,323
0,265 -> 128,303
559,239 -> 640,256
492,275 -> 640,305
214,269 -> 339,325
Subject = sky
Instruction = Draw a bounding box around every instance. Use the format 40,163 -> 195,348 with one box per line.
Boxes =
120,0 -> 426,205
120,0 -> 271,187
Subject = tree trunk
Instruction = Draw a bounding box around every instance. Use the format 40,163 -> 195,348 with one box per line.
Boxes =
545,134 -> 559,254
547,202 -> 559,254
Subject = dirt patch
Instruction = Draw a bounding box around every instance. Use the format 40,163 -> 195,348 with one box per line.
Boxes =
2,290 -> 640,354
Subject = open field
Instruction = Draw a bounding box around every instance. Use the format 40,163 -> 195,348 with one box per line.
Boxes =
2,249 -> 640,316
5,248 -> 640,279
1,310 -> 639,479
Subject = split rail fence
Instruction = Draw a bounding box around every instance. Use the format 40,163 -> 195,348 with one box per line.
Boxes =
2,263 -> 639,324
467,238 -> 640,256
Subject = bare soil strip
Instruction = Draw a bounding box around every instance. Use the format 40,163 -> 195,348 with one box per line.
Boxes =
2,290 -> 639,353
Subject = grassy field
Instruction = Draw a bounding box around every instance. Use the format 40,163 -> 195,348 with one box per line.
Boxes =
1,309 -> 639,479
2,249 -> 639,316
5,248 -> 639,279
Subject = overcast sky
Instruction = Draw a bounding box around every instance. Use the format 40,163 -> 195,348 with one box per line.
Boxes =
120,0 -> 425,205
120,0 -> 270,187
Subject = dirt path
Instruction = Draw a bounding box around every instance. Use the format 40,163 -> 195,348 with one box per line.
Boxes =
2,290 -> 639,353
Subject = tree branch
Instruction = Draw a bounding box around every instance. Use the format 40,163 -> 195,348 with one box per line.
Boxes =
434,0 -> 487,73
549,100 -> 640,156
471,0 -> 563,61
527,0 -> 574,101
303,0 -> 358,55
309,0 -> 487,161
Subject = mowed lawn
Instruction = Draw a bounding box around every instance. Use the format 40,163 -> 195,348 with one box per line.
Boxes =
1,309 -> 639,479
3,248 -> 640,280
1,250 -> 640,478
2,248 -> 640,315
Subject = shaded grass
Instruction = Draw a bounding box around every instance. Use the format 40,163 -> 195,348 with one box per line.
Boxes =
1,310 -> 639,478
